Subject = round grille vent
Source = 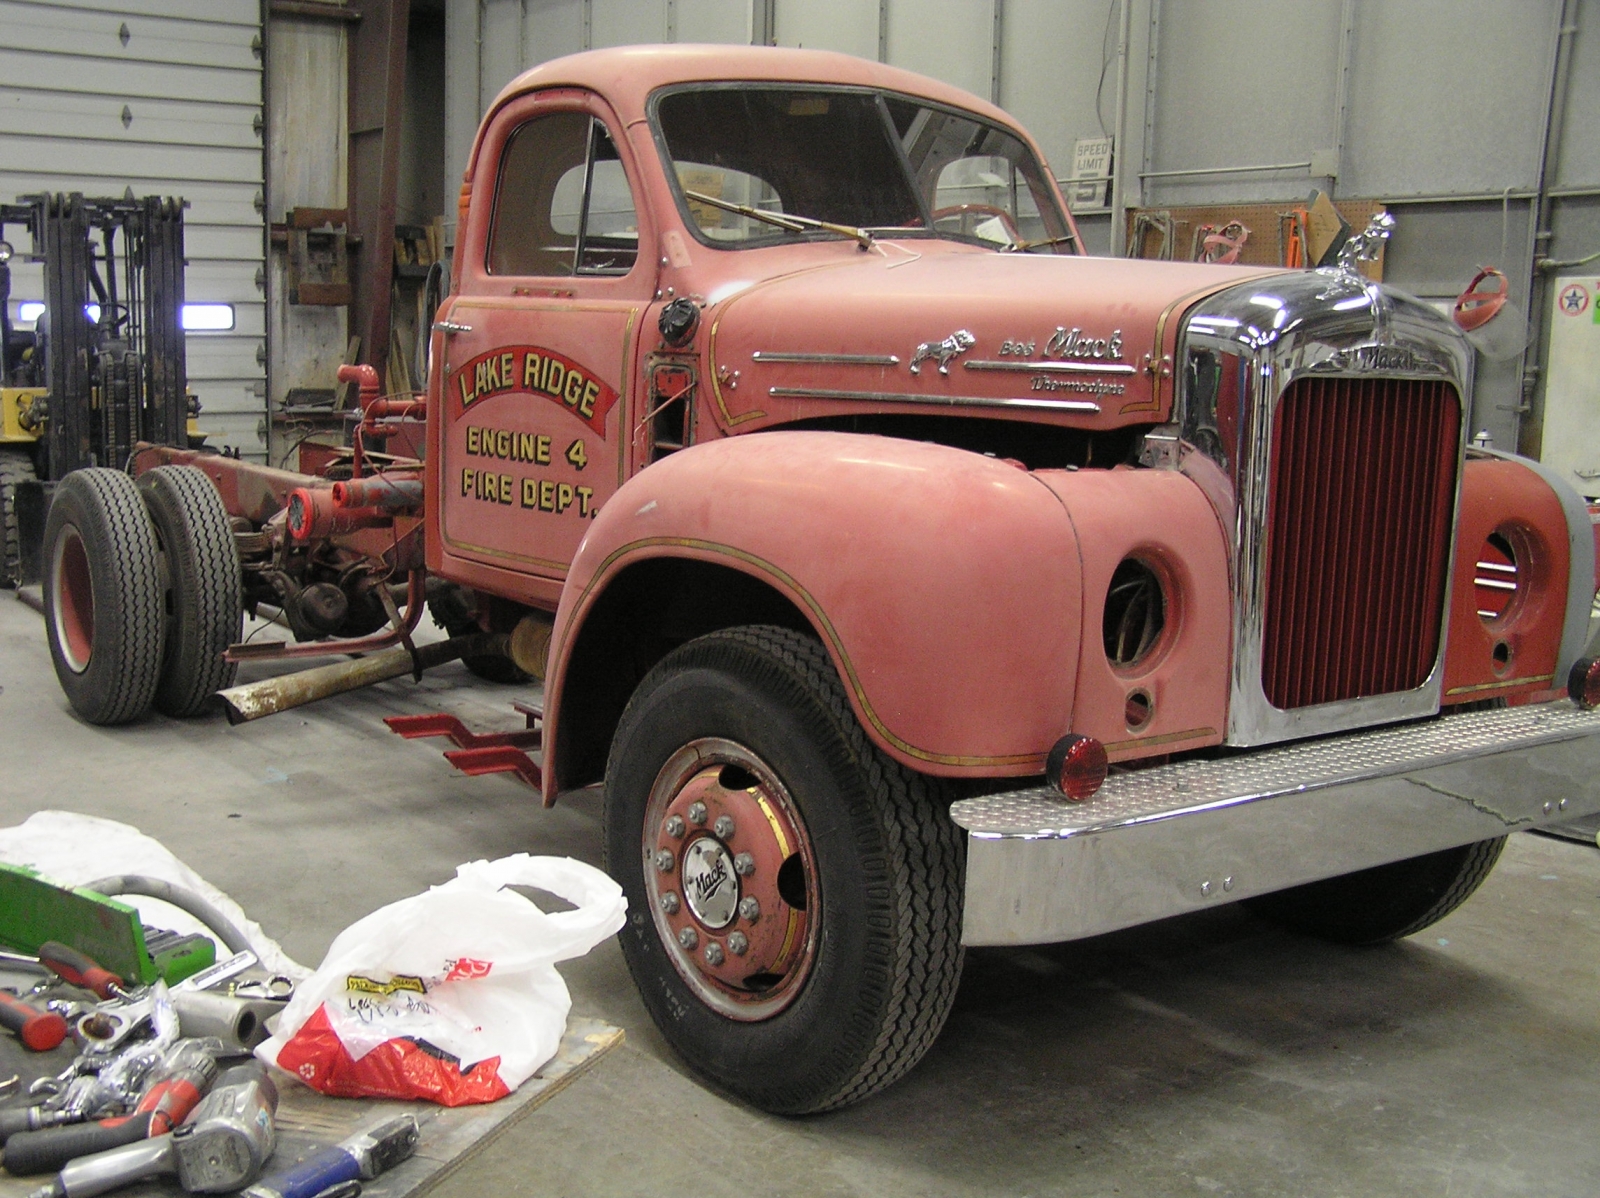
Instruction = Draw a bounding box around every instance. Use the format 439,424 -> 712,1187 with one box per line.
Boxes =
1475,531 -> 1519,624
1103,558 -> 1166,668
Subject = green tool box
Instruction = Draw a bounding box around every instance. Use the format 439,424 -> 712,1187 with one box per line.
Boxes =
0,862 -> 215,986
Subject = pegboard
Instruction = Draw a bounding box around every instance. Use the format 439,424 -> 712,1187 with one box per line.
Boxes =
1124,199 -> 1388,279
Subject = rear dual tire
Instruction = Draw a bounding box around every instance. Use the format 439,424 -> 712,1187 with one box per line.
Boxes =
138,466 -> 241,716
43,466 -> 239,725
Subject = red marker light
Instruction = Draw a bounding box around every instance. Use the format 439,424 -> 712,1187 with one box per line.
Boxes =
1567,657 -> 1600,710
1046,734 -> 1109,802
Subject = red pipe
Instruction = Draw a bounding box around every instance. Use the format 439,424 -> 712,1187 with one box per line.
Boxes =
331,476 -> 424,511
286,487 -> 391,541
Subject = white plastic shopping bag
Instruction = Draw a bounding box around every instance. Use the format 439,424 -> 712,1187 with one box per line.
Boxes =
256,854 -> 625,1105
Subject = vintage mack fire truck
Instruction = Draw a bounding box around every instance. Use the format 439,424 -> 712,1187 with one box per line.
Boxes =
38,46 -> 1600,1113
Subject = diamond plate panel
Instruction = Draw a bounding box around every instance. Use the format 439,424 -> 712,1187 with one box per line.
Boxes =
952,702 -> 1600,839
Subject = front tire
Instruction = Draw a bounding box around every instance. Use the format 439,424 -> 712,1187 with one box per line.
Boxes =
1244,837 -> 1507,945
606,625 -> 965,1114
43,469 -> 164,725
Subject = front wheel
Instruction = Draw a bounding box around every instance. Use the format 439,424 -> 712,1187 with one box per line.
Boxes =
1244,836 -> 1507,945
605,625 -> 965,1114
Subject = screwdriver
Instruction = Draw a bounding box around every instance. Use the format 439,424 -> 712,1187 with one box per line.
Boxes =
0,991 -> 68,1052
35,944 -> 126,1001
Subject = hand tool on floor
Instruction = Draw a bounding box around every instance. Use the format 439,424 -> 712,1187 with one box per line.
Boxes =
173,952 -> 257,994
2,1039 -> 219,1174
0,1109 -> 75,1144
0,990 -> 68,1051
240,1114 -> 419,1198
37,944 -> 127,1002
23,1061 -> 277,1198
170,990 -> 280,1053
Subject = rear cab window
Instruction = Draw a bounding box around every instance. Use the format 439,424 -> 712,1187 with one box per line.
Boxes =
488,112 -> 640,277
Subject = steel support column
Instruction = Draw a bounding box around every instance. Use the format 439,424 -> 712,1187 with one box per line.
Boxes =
348,0 -> 410,392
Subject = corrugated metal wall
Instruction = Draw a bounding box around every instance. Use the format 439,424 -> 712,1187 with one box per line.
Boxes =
0,0 -> 267,460
440,0 -> 1595,455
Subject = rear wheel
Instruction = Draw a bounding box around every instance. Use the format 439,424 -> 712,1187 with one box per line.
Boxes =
1,446 -> 37,588
606,625 -> 965,1114
43,469 -> 164,725
1244,837 -> 1507,945
138,466 -> 242,717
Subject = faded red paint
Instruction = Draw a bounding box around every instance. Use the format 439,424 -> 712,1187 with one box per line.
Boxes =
1443,456 -> 1570,704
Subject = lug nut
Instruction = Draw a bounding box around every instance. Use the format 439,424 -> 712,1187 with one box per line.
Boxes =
713,814 -> 736,839
739,896 -> 761,922
687,801 -> 708,826
660,891 -> 680,915
678,926 -> 698,950
654,849 -> 675,874
704,942 -> 725,967
733,852 -> 755,876
727,931 -> 749,956
664,815 -> 686,839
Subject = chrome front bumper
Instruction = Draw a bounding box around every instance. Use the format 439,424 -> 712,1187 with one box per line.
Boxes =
951,702 -> 1600,946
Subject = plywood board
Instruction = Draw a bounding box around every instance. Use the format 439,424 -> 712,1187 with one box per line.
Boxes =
0,1018 -> 623,1198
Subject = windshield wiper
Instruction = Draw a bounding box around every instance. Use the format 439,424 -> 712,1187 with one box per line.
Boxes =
1001,234 -> 1078,253
682,189 -> 875,251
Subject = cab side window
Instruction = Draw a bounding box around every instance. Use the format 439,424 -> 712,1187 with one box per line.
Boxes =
487,113 -> 639,277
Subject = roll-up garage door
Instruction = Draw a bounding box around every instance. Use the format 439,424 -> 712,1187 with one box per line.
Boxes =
0,0 -> 266,460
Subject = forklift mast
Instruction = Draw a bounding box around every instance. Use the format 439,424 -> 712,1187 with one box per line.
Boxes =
0,193 -> 189,477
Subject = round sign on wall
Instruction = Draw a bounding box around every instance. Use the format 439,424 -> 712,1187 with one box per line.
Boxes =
1556,282 -> 1591,317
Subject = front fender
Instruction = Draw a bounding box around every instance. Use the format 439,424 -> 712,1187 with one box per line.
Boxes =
542,431 -> 1084,799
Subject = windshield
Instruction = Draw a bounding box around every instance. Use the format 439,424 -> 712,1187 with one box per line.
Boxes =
653,85 -> 1072,253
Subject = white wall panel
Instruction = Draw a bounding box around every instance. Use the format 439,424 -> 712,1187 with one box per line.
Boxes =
1140,0 -> 1342,206
1553,0 -> 1597,191
1341,0 -> 1553,198
774,0 -> 877,60
524,0 -> 587,68
676,0 -> 750,44
885,0 -> 992,102
0,0 -> 265,460
264,12 -> 342,467
593,0 -> 667,48
998,0 -> 1112,180
479,0 -> 527,109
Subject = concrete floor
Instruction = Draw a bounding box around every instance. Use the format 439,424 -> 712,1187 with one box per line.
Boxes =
2,592 -> 1598,1197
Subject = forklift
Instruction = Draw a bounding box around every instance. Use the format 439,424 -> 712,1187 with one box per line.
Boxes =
0,193 -> 193,586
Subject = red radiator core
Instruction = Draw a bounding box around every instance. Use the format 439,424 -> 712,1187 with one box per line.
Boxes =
1261,377 -> 1461,710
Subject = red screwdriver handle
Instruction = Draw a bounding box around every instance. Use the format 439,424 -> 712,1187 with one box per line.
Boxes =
0,991 -> 68,1052
37,941 -> 124,999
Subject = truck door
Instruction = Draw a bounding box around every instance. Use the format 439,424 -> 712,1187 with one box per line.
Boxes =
439,97 -> 651,587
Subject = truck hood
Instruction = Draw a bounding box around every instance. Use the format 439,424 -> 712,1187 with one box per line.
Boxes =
702,244 -> 1285,431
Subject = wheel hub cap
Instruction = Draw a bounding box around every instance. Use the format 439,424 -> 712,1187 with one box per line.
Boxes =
645,741 -> 818,1021
681,836 -> 737,928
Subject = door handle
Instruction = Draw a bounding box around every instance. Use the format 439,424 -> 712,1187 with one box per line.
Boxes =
432,320 -> 473,335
